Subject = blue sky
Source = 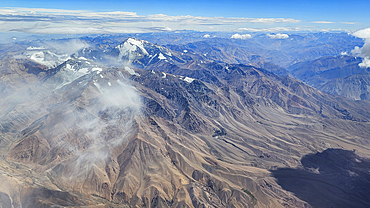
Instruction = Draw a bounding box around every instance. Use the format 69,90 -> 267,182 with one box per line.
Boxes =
0,0 -> 369,39
3,0 -> 369,21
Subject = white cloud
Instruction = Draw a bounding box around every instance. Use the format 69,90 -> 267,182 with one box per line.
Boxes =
359,58 -> 370,68
351,28 -> 370,68
231,33 -> 252,39
352,28 -> 370,39
203,34 -> 210,38
267,33 -> 289,39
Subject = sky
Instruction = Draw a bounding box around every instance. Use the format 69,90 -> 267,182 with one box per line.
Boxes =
0,0 -> 369,41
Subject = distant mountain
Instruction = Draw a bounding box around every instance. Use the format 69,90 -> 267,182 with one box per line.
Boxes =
319,73 -> 370,100
166,32 -> 363,68
288,55 -> 369,87
254,62 -> 290,76
1,37 -> 370,208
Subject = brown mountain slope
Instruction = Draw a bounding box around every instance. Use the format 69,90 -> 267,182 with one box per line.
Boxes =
1,50 -> 370,208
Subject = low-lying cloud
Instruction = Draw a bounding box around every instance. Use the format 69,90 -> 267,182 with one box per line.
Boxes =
231,33 -> 252,39
238,27 -> 300,32
351,28 -> 370,68
15,39 -> 89,68
238,27 -> 350,33
267,33 -> 289,39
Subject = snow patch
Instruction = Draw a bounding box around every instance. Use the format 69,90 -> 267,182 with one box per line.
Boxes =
108,82 -> 111,86
28,51 -> 70,68
79,68 -> 89,74
92,67 -> 103,74
54,64 -> 89,90
117,38 -> 149,65
184,77 -> 194,83
183,50 -> 188,53
162,72 -> 167,78
65,63 -> 73,70
158,53 -> 167,60
93,80 -> 102,92
127,38 -> 148,54
27,46 -> 46,50
125,66 -> 140,76
179,76 -> 194,83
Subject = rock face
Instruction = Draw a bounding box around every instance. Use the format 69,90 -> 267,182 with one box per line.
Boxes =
319,73 -> 370,101
1,38 -> 370,208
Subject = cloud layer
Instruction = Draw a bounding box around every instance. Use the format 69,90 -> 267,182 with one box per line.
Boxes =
0,7 -> 303,35
0,7 -> 360,37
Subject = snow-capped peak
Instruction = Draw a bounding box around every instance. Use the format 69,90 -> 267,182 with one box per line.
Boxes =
52,57 -> 104,89
116,38 -> 150,66
117,38 -> 149,57
25,50 -> 70,69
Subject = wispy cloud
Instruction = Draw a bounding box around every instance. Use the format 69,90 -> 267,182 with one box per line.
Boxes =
238,27 -> 301,32
238,26 -> 352,33
311,21 -> 335,24
341,22 -> 356,25
0,7 -> 301,34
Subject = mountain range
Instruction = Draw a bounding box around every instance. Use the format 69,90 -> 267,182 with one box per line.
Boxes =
0,35 -> 370,208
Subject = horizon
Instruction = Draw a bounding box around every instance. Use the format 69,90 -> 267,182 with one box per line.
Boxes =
0,0 -> 369,43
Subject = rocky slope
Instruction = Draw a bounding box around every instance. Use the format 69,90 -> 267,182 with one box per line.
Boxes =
319,73 -> 370,101
1,38 -> 370,208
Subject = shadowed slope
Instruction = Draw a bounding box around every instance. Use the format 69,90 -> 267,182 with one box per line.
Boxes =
272,149 -> 370,208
